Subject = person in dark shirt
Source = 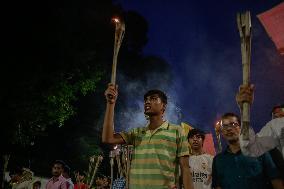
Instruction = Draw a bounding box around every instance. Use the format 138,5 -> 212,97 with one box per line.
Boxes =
212,113 -> 283,189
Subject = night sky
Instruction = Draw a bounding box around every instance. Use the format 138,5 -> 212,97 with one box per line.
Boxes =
114,0 -> 284,133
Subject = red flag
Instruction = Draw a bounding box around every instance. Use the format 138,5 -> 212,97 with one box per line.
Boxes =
203,133 -> 216,156
257,2 -> 284,55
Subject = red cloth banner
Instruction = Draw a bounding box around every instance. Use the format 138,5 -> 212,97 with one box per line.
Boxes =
203,133 -> 216,156
257,2 -> 284,55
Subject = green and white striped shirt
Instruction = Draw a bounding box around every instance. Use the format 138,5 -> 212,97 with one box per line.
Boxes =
120,121 -> 190,189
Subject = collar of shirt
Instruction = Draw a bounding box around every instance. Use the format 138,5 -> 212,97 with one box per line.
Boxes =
145,120 -> 169,131
50,175 -> 65,183
224,146 -> 242,155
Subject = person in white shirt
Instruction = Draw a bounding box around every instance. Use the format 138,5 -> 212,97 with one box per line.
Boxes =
10,167 -> 34,189
62,165 -> 74,189
187,129 -> 213,189
236,84 -> 284,158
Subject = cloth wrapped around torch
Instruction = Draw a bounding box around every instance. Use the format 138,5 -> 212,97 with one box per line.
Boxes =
214,121 -> 222,153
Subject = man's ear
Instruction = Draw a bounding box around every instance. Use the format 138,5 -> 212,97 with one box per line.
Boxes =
162,104 -> 167,112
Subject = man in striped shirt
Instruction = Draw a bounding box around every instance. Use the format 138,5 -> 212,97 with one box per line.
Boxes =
102,84 -> 193,189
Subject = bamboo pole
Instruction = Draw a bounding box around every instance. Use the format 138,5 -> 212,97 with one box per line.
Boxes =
86,158 -> 92,186
237,11 -> 252,140
126,145 -> 133,189
109,150 -> 115,188
214,121 -> 222,153
2,155 -> 10,189
111,18 -> 125,85
88,156 -> 103,189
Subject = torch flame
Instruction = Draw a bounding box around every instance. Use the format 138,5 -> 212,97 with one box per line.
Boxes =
215,120 -> 221,133
112,18 -> 120,23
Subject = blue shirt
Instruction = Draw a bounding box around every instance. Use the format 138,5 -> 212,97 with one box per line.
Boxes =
212,147 -> 279,189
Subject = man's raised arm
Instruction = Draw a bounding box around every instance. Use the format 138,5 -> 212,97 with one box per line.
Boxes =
102,84 -> 125,144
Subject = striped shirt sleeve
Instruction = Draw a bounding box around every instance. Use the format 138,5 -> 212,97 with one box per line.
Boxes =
176,126 -> 190,157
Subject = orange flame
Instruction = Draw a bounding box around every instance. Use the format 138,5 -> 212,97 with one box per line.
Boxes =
112,17 -> 120,23
215,120 -> 221,133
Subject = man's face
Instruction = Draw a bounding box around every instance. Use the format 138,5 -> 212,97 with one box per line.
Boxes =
79,175 -> 85,182
144,94 -> 165,116
102,177 -> 109,186
33,183 -> 41,189
221,116 -> 240,144
272,108 -> 284,119
96,178 -> 104,186
52,163 -> 63,177
10,174 -> 21,183
188,134 -> 203,151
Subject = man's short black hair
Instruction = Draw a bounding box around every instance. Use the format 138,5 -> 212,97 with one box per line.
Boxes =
221,112 -> 241,125
53,160 -> 66,168
144,89 -> 167,104
271,104 -> 284,114
33,181 -> 41,187
78,170 -> 86,176
9,166 -> 23,176
187,128 -> 205,141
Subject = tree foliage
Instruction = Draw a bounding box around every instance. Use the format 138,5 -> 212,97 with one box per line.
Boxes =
1,0 -> 173,178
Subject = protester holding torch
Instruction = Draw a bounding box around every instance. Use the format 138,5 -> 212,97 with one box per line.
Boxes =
236,11 -> 284,159
102,16 -> 193,189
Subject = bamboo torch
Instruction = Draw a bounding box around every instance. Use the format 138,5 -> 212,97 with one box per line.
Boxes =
109,145 -> 117,188
111,17 -> 125,85
214,121 -> 222,153
115,148 -> 123,178
237,11 -> 252,140
88,155 -> 103,189
126,145 -> 133,189
2,155 -> 10,189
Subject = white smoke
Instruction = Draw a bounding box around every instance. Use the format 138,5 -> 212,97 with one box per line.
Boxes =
115,72 -> 183,131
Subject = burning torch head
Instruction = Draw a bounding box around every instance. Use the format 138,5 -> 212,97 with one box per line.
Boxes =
112,17 -> 125,31
215,121 -> 221,135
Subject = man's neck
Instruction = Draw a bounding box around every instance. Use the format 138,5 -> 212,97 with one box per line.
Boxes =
191,149 -> 203,155
52,175 -> 60,181
148,115 -> 164,130
228,141 -> 241,153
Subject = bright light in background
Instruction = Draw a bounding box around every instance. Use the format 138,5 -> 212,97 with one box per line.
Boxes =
215,120 -> 221,133
112,18 -> 120,23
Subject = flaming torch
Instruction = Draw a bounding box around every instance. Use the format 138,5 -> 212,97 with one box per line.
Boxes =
111,17 -> 125,85
214,121 -> 222,153
88,155 -> 103,189
237,11 -> 252,140
110,145 -> 118,188
125,145 -> 133,189
109,147 -> 115,188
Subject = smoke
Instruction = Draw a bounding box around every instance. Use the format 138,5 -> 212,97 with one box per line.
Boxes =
168,14 -> 284,133
111,0 -> 284,134
169,39 -> 241,133
115,71 -> 183,132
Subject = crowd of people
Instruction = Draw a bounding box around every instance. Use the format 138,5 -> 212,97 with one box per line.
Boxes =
5,83 -> 283,189
101,83 -> 284,189
7,160 -> 111,189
